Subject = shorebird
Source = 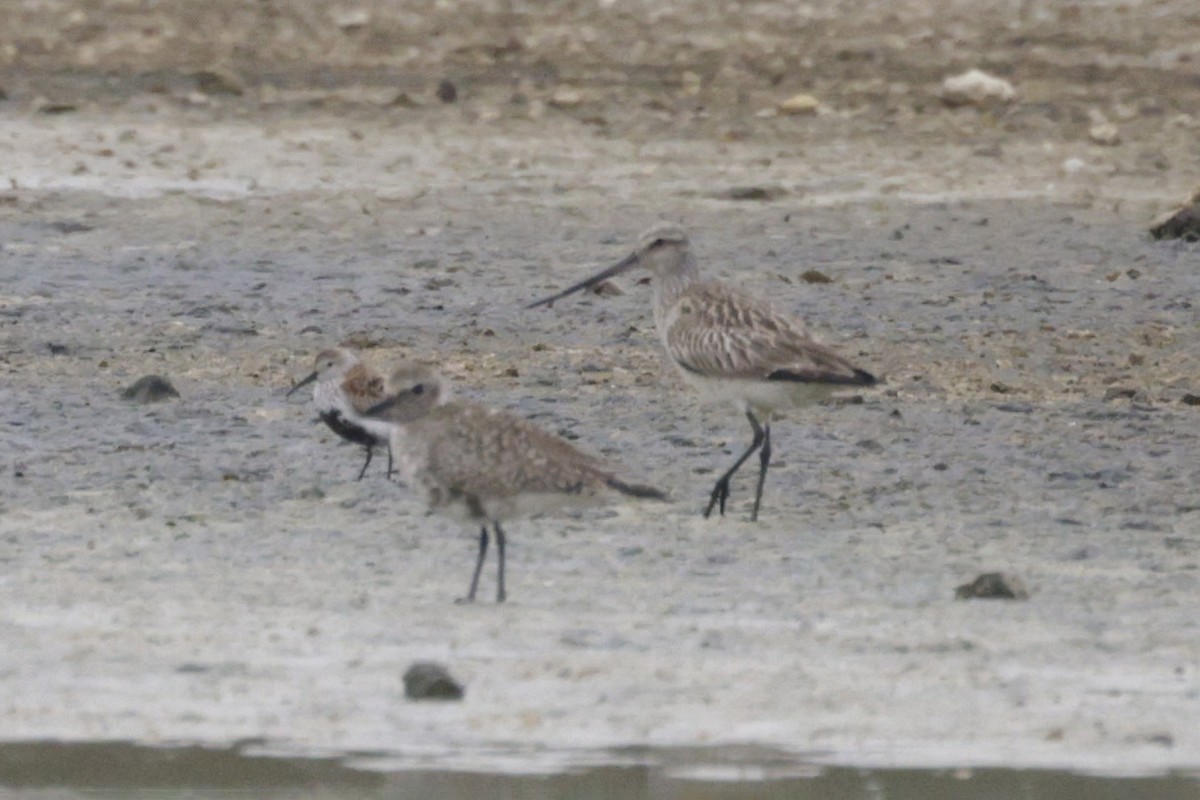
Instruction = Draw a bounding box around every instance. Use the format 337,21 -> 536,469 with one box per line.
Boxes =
527,223 -> 877,522
363,362 -> 666,603
287,347 -> 393,480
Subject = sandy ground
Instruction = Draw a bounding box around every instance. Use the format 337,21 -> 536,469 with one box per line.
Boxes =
2,0 -> 1200,780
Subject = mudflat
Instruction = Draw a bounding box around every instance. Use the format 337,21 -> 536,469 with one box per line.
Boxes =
1,0 -> 1198,777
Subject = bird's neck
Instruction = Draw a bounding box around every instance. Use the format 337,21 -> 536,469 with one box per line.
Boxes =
652,253 -> 701,324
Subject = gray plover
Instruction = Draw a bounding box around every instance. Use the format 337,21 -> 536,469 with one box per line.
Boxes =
363,362 -> 666,603
528,222 -> 876,521
287,347 -> 393,480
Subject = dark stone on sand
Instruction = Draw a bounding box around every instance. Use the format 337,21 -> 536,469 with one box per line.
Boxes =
1103,387 -> 1137,402
717,185 -> 787,201
121,375 -> 180,403
192,70 -> 244,96
403,661 -> 464,701
955,572 -> 1030,600
800,269 -> 832,284
1150,190 -> 1200,242
436,79 -> 458,104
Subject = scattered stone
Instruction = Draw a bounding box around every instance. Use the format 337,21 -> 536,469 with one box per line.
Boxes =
940,69 -> 1016,108
121,375 -> 180,404
192,70 -> 244,97
990,381 -> 1012,394
549,87 -> 584,108
799,269 -> 832,284
1103,387 -> 1137,402
49,220 -> 93,234
1181,394 -> 1200,406
1149,188 -> 1200,242
955,572 -> 1029,600
47,343 -> 69,355
1061,157 -> 1088,175
717,185 -> 787,202
778,93 -> 820,115
436,80 -> 457,104
331,8 -> 370,30
403,661 -> 464,701
38,103 -> 78,115
1088,122 -> 1121,146
389,92 -> 419,108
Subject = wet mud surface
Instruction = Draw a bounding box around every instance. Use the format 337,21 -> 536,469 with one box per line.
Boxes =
2,0 -> 1200,785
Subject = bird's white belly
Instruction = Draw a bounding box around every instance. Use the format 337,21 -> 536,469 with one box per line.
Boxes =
675,368 -> 839,417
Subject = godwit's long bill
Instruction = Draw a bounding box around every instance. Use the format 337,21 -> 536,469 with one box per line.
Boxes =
528,223 -> 877,521
363,362 -> 666,603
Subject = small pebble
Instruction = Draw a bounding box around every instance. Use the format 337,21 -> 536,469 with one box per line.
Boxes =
192,70 -> 243,97
1149,188 -> 1200,241
718,185 -> 787,202
778,93 -> 820,115
121,375 -> 180,404
940,69 -> 1016,107
1103,387 -> 1137,402
403,661 -> 464,701
549,87 -> 584,108
1088,122 -> 1121,146
436,80 -> 458,104
955,572 -> 1030,600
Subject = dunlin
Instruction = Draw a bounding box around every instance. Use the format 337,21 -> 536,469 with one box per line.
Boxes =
528,222 -> 876,521
363,362 -> 666,603
288,347 -> 394,480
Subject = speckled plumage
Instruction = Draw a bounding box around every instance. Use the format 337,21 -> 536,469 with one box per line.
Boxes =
287,347 -> 393,480
364,363 -> 665,603
529,222 -> 877,521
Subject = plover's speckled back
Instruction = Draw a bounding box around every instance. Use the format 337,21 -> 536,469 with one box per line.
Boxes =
287,347 -> 394,480
364,362 -> 666,603
529,222 -> 877,521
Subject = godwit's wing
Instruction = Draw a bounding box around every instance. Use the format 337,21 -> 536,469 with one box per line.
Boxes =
662,283 -> 875,386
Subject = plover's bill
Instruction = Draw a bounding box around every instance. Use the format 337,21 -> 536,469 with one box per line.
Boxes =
363,362 -> 666,603
528,222 -> 877,521
287,347 -> 394,480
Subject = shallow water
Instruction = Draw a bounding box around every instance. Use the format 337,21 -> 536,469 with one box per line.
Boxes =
2,742 -> 1198,800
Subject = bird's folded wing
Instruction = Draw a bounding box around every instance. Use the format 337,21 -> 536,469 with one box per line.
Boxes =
422,403 -> 611,497
665,285 -> 867,383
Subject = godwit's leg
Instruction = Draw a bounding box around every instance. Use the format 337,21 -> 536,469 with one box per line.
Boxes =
463,526 -> 490,603
750,423 -> 772,522
494,523 -> 508,603
385,442 -> 394,478
704,410 -> 766,519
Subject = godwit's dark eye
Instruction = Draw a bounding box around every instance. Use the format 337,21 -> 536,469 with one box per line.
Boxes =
412,384 -> 425,395
652,238 -> 665,248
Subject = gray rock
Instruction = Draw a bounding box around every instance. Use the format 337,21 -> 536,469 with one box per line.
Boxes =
403,661 -> 464,701
955,572 -> 1030,600
121,375 -> 180,404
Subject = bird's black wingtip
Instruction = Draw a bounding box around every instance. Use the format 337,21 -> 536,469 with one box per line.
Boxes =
607,477 -> 669,501
853,367 -> 879,387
